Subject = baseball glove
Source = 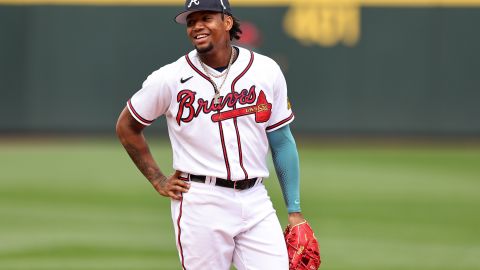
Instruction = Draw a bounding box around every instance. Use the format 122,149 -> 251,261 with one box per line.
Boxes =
284,220 -> 321,270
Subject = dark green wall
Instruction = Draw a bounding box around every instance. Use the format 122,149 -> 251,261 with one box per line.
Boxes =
1,6 -> 479,135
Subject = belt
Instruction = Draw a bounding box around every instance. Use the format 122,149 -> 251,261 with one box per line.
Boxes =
189,174 -> 262,190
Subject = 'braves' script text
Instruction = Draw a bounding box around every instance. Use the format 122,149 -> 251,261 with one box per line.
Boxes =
176,86 -> 258,125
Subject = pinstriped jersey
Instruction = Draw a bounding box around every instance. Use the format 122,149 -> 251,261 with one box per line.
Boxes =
127,46 -> 294,181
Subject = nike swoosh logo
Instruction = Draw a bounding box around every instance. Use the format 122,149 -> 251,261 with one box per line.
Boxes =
180,76 -> 193,83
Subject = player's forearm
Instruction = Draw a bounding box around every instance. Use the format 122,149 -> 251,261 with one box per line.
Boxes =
116,108 -> 166,183
122,135 -> 166,183
267,125 -> 301,213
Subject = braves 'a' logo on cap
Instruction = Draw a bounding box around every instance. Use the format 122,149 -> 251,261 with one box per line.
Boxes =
219,0 -> 226,10
188,0 -> 200,8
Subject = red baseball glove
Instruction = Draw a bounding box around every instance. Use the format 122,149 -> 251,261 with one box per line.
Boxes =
284,220 -> 321,270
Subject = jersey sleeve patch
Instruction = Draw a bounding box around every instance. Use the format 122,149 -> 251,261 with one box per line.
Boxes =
127,99 -> 154,126
266,112 -> 294,132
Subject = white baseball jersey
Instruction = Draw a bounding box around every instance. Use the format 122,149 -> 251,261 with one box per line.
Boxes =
127,46 -> 294,180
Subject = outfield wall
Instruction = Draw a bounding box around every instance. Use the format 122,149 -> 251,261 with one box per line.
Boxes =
1,3 -> 479,135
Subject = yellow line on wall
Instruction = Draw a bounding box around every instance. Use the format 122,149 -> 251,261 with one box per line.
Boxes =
363,0 -> 480,7
0,0 -> 177,5
1,0 -> 480,6
244,0 -> 480,6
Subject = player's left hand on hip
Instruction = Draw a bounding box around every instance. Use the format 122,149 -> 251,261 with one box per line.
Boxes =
150,170 -> 190,200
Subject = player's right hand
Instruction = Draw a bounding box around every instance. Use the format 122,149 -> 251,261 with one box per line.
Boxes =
150,170 -> 190,200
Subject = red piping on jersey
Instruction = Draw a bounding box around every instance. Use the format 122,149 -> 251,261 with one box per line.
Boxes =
266,112 -> 294,131
185,54 -> 231,180
177,196 -> 186,270
185,54 -> 211,82
230,50 -> 255,180
217,121 -> 231,179
233,119 -> 247,179
127,99 -> 154,125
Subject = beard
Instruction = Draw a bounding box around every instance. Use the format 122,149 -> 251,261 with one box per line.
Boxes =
195,43 -> 214,54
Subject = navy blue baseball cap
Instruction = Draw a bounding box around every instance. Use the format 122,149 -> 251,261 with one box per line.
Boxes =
175,0 -> 233,24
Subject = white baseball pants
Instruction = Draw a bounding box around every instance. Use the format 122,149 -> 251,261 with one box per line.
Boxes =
170,180 -> 288,270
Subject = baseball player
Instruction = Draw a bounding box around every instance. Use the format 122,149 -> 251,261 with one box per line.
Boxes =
116,0 -> 319,269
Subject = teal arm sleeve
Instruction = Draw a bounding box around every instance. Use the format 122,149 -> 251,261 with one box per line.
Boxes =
267,124 -> 301,213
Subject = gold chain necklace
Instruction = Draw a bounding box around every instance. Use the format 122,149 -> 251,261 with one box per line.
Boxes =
197,47 -> 236,105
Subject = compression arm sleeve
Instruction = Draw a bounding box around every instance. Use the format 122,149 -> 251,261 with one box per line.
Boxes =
267,124 -> 301,213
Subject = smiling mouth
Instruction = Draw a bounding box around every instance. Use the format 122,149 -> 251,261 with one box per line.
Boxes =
194,34 -> 209,41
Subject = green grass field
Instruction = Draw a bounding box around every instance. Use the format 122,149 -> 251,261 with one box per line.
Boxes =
1,138 -> 479,270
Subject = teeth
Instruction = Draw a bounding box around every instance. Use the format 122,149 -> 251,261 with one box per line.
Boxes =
196,34 -> 207,39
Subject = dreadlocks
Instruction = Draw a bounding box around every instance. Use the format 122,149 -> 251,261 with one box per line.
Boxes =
221,13 -> 242,40
229,16 -> 242,40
